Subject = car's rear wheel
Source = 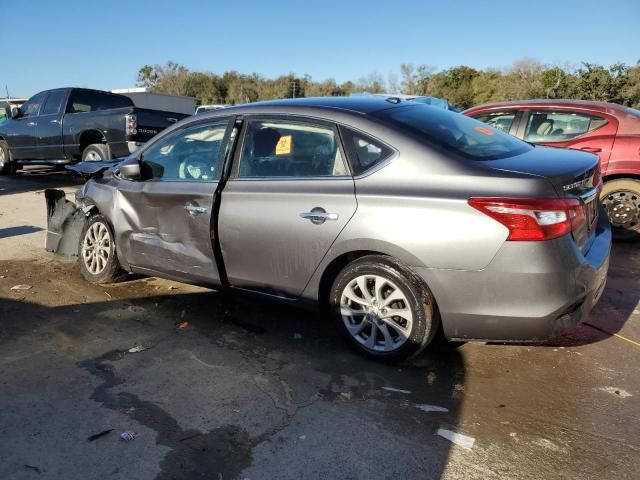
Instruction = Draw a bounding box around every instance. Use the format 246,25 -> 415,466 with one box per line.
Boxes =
601,179 -> 640,241
330,255 -> 439,362
82,143 -> 110,162
79,214 -> 125,284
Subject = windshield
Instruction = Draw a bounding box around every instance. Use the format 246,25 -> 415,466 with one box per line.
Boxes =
372,105 -> 532,160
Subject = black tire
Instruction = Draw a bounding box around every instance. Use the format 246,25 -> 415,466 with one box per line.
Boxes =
0,140 -> 16,175
79,214 -> 126,284
81,143 -> 111,162
330,255 -> 440,362
600,179 -> 640,241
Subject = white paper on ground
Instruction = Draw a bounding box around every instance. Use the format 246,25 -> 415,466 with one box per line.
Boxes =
436,428 -> 475,450
382,387 -> 411,394
416,404 -> 449,413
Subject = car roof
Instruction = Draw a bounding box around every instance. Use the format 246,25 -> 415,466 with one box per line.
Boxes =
216,96 -> 408,116
464,99 -> 628,114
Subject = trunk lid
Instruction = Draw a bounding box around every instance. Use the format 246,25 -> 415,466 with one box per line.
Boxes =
484,145 -> 601,252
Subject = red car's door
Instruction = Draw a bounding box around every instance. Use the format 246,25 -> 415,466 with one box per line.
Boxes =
520,108 -> 618,172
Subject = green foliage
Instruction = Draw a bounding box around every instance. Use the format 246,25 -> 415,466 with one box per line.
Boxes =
137,59 -> 640,109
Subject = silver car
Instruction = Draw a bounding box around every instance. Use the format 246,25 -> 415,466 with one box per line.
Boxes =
46,97 -> 611,361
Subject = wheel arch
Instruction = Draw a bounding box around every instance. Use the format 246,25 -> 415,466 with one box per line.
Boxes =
603,172 -> 640,183
79,129 -> 107,153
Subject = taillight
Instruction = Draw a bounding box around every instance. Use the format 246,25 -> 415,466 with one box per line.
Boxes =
125,114 -> 137,136
592,167 -> 603,194
469,198 -> 586,241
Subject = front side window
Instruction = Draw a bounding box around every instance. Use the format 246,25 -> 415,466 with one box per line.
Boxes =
41,90 -> 66,116
67,90 -> 133,113
140,121 -> 229,181
524,111 -> 607,142
471,111 -> 517,134
238,119 -> 348,178
373,105 -> 531,161
20,92 -> 47,117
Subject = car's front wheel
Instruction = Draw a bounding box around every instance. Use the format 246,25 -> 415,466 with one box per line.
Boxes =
79,214 -> 125,284
330,255 -> 439,362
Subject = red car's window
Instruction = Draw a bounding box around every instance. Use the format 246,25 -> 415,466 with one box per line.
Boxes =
524,111 -> 607,143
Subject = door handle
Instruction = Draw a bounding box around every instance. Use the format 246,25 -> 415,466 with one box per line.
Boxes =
300,209 -> 339,225
50,119 -> 60,124
27,121 -> 37,127
184,204 -> 207,216
579,147 -> 602,153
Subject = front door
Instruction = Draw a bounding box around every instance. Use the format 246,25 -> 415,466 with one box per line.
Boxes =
6,92 -> 46,160
219,117 -> 357,298
36,89 -> 67,160
114,119 -> 231,285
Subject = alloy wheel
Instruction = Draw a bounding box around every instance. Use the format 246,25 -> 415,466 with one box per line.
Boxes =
340,274 -> 413,352
82,222 -> 111,275
85,151 -> 103,161
0,147 -> 5,168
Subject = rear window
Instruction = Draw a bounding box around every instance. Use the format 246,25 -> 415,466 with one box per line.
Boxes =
373,105 -> 532,160
67,90 -> 133,113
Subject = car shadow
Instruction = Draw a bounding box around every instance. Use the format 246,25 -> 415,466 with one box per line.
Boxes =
0,226 -> 43,239
0,167 -> 83,196
0,277 -> 465,479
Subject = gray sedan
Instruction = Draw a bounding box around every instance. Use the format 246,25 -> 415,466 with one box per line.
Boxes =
46,96 -> 611,361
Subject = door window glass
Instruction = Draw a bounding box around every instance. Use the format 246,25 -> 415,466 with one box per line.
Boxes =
471,111 -> 516,133
238,119 -> 348,178
140,121 -> 228,181
41,90 -> 66,116
67,90 -> 133,113
524,111 -> 607,142
20,92 -> 47,117
340,127 -> 394,175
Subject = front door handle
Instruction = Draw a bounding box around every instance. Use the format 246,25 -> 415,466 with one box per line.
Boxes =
27,121 -> 37,127
185,204 -> 207,216
50,119 -> 61,125
300,209 -> 339,225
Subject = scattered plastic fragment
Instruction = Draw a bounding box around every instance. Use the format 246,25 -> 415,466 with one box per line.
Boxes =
299,435 -> 306,440
168,285 -> 178,290
436,428 -> 475,450
88,429 -> 114,442
340,392 -> 352,400
128,344 -> 147,353
120,431 -> 139,441
10,284 -> 32,291
415,404 -> 448,413
382,387 -> 411,394
293,332 -> 302,340
599,386 -> 632,398
176,321 -> 189,330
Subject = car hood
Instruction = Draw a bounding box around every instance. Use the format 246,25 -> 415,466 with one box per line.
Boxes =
66,159 -> 124,178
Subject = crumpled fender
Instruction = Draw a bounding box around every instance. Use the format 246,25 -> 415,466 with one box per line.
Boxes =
66,160 -> 121,179
45,189 -> 88,257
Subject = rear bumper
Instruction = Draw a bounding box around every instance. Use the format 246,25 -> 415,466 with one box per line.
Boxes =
415,207 -> 611,341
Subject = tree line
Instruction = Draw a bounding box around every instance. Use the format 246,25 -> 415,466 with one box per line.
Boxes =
137,59 -> 640,110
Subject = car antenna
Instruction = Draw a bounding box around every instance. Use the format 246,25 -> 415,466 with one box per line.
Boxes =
385,97 -> 402,104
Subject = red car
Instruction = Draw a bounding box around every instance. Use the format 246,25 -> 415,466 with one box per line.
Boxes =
464,100 -> 640,239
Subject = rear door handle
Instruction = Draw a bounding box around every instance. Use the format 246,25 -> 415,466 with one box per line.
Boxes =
185,204 -> 207,216
579,147 -> 602,153
50,119 -> 61,125
300,210 -> 339,224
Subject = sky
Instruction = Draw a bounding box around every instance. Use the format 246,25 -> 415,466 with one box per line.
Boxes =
3,0 -> 639,98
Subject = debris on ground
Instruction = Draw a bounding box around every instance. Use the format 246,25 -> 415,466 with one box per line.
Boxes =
128,344 -> 148,353
23,465 -> 41,474
426,372 -> 436,385
339,392 -> 352,400
599,386 -> 632,398
415,404 -> 449,413
436,428 -> 475,450
168,285 -> 178,291
293,332 -> 302,340
104,291 -> 112,298
10,284 -> 32,291
120,431 -> 139,442
176,321 -> 189,330
87,429 -> 114,442
382,387 -> 412,394
299,435 -> 306,440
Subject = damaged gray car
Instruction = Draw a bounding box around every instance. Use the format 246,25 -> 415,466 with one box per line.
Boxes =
46,97 -> 611,361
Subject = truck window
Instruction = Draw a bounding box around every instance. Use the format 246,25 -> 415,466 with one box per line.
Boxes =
67,90 -> 133,114
21,92 -> 47,117
41,90 -> 66,116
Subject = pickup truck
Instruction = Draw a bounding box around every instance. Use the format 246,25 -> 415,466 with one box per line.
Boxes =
0,87 -> 189,174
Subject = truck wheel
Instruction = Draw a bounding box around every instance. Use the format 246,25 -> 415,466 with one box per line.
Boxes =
601,179 -> 640,241
82,144 -> 111,162
79,214 -> 125,284
0,140 -> 16,175
330,255 -> 440,362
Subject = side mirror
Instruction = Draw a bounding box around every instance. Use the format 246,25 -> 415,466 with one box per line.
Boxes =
10,107 -> 21,119
118,158 -> 141,180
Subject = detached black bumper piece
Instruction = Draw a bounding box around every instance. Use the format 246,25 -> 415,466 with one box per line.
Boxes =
45,189 -> 87,257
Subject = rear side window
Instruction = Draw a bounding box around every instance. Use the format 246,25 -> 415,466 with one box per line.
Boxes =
67,90 -> 133,113
373,105 -> 531,160
238,119 -> 348,178
340,127 -> 394,175
470,111 -> 517,133
41,90 -> 66,116
524,111 -> 607,142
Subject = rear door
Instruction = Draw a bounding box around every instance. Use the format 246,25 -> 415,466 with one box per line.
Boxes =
520,109 -> 618,171
115,119 -> 232,285
36,89 -> 67,159
218,116 -> 357,298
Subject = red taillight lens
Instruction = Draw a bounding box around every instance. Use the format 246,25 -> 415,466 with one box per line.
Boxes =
469,198 -> 586,241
